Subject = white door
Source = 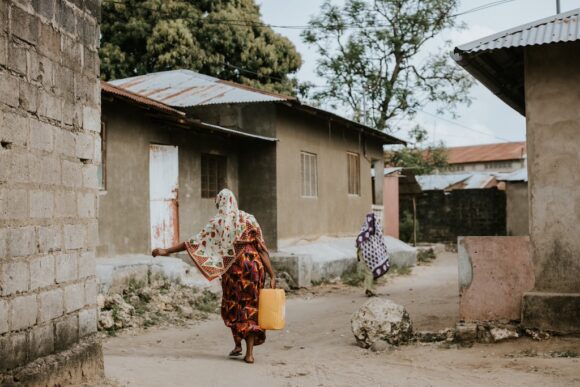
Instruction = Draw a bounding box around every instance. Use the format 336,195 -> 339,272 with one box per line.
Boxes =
149,144 -> 179,250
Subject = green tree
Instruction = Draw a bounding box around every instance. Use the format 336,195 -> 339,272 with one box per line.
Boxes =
100,0 -> 302,95
387,126 -> 448,174
302,0 -> 473,132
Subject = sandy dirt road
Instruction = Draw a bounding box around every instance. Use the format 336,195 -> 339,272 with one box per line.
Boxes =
102,253 -> 580,387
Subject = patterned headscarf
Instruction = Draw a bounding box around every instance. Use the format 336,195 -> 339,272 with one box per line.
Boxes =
185,189 -> 261,281
356,212 -> 390,279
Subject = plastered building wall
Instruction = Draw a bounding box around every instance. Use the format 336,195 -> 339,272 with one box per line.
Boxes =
99,100 -> 240,256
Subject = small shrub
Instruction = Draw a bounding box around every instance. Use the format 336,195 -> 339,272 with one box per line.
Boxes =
417,248 -> 436,263
341,270 -> 365,287
193,290 -> 220,313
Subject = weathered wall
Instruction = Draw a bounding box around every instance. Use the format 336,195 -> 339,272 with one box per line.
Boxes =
458,236 -> 533,321
400,189 -> 506,243
99,100 -> 240,256
275,105 -> 383,244
0,0 -> 102,379
505,182 -> 528,236
383,173 -> 400,238
524,41 -> 580,295
187,103 -> 278,248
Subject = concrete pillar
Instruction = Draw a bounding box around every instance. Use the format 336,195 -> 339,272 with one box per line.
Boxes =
522,41 -> 580,333
383,172 -> 400,238
0,0 -> 103,383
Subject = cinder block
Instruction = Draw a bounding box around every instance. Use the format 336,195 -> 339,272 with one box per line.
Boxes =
30,119 -> 54,151
33,0 -> 56,21
0,260 -> 30,296
64,224 -> 85,250
8,226 -> 36,257
82,163 -> 99,189
75,132 -> 94,160
1,110 -> 30,147
29,51 -> 54,87
79,307 -> 97,336
2,152 -> 30,184
37,21 -> 61,62
61,35 -> 81,71
0,189 -> 29,220
0,331 -> 27,370
80,16 -> 97,48
62,159 -> 82,187
28,323 -> 54,359
93,135 -> 102,163
30,254 -> 56,289
29,190 -> 54,218
54,128 -> 76,158
37,225 -> 62,253
55,0 -> 76,34
82,105 -> 100,132
10,6 -> 39,45
54,65 -> 74,100
19,83 -> 38,116
54,190 -> 76,217
78,250 -> 95,278
0,33 -> 7,66
77,192 -> 95,218
7,43 -> 28,76
0,298 -> 9,334
29,154 -> 61,185
64,282 -> 84,313
38,288 -> 63,322
0,71 -> 20,107
84,277 -> 97,307
0,228 -> 6,258
86,220 -> 98,248
82,45 -> 98,75
56,252 -> 78,282
54,312 -> 79,351
10,293 -> 38,330
37,89 -> 63,122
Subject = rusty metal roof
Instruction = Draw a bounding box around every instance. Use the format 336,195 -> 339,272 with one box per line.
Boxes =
101,81 -> 185,116
109,69 -> 293,107
456,8 -> 580,54
446,142 -> 526,164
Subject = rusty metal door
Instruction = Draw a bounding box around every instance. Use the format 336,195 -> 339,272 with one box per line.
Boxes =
149,144 -> 179,249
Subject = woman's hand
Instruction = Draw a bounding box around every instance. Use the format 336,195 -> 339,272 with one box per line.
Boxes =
270,277 -> 276,289
152,248 -> 169,257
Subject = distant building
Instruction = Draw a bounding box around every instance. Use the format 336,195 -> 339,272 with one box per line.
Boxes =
440,142 -> 526,173
99,70 -> 405,255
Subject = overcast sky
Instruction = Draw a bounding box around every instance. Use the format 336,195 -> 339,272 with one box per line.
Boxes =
257,0 -> 580,147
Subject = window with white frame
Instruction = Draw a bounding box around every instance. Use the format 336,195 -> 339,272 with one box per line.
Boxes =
300,151 -> 318,197
347,152 -> 360,195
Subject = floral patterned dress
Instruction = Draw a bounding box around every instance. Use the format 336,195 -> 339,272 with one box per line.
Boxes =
221,222 -> 266,345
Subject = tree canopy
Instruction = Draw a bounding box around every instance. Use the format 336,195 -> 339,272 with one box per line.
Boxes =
100,0 -> 302,95
302,0 -> 473,132
387,126 -> 448,175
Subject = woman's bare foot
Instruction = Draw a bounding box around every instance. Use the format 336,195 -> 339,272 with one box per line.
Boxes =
229,346 -> 242,357
244,354 -> 254,364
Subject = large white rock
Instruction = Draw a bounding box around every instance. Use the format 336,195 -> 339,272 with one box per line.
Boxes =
351,298 -> 413,347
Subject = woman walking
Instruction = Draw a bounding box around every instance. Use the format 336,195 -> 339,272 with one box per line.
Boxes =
152,189 -> 276,364
356,212 -> 390,297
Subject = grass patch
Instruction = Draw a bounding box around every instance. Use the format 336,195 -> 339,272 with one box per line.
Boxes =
390,264 -> 412,276
417,248 -> 436,264
193,290 -> 220,314
550,350 -> 578,358
341,270 -> 366,287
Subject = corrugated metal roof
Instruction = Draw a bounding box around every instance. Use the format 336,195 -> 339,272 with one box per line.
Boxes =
498,168 -> 528,182
445,142 -> 526,164
109,69 -> 293,107
101,81 -> 185,116
416,173 -> 503,191
456,8 -> 580,53
384,167 -> 403,176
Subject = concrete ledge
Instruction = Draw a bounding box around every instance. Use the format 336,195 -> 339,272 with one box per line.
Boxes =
272,236 -> 416,287
97,254 -> 216,295
0,336 -> 104,387
522,292 -> 580,334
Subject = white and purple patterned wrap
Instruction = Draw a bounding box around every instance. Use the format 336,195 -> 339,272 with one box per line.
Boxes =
356,213 -> 390,279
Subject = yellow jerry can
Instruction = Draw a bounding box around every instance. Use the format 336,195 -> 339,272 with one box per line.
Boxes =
258,288 -> 286,330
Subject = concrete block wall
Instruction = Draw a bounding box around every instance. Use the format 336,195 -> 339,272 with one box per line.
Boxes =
0,0 -> 101,372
